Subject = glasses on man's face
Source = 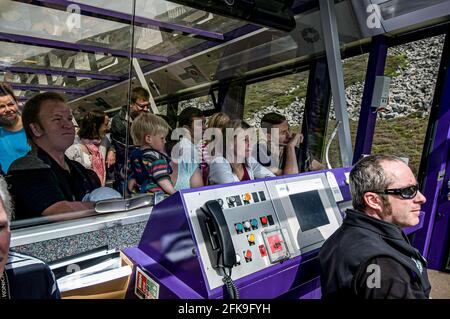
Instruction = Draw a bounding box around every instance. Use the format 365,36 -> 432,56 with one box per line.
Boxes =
370,184 -> 419,200
134,102 -> 150,111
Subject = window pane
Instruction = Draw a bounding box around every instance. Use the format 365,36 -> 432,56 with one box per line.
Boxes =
372,35 -> 445,175
4,0 -> 135,227
244,71 -> 310,128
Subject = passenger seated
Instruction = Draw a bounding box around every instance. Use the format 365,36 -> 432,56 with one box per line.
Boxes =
128,113 -> 176,195
66,110 -> 110,186
0,176 -> 60,299
255,112 -> 324,175
172,107 -> 206,187
193,111 -> 231,186
209,120 -> 275,185
6,92 -> 102,220
162,115 -> 203,191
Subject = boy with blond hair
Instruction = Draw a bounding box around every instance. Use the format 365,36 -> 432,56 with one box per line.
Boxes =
128,113 -> 176,195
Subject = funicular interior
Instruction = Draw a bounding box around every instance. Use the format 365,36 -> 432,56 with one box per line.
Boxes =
2,0 -> 450,299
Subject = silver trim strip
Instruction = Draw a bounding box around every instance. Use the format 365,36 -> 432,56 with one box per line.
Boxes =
382,2 -> 450,32
10,207 -> 152,247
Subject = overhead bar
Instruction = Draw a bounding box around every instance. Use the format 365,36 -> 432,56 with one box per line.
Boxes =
319,0 -> 353,166
9,83 -> 86,94
0,32 -> 169,63
0,65 -> 123,81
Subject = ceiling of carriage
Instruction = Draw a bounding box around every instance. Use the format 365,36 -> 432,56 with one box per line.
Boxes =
0,0 -> 448,115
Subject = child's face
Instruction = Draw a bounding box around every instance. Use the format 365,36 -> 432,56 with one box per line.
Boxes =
148,133 -> 167,152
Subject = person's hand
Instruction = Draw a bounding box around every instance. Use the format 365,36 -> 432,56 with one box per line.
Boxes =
106,149 -> 116,167
128,178 -> 137,192
287,133 -> 303,148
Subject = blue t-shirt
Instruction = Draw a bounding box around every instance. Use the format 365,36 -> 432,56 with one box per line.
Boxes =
0,127 -> 31,172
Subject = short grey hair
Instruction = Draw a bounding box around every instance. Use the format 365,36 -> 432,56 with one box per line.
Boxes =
0,176 -> 13,222
350,154 -> 405,211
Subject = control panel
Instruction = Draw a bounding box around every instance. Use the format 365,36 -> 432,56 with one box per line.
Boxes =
182,172 -> 343,290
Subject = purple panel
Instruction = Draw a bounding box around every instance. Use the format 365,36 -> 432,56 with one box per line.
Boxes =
427,170 -> 450,268
331,167 -> 352,202
128,168 -> 353,299
9,82 -> 86,94
298,283 -> 321,299
125,246 -> 323,299
0,32 -> 168,62
23,0 -> 224,40
123,247 -> 203,299
413,33 -> 450,267
137,192 -> 209,298
0,65 -> 123,81
404,211 -> 425,235
353,36 -> 388,163
228,252 -> 322,299
222,24 -> 261,41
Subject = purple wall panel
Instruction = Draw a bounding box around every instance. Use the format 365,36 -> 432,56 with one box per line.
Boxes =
413,33 -> 450,269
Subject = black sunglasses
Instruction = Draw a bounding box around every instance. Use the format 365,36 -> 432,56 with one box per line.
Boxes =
134,101 -> 150,111
370,184 -> 419,199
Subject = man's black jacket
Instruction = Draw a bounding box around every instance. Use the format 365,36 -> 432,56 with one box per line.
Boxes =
319,209 -> 431,299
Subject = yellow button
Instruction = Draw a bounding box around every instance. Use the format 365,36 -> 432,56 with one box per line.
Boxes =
244,193 -> 251,201
248,234 -> 255,242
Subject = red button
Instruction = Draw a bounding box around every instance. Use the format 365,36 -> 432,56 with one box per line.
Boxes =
261,217 -> 268,225
259,245 -> 267,257
245,250 -> 252,258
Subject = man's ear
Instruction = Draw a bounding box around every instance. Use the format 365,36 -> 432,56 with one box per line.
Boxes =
29,123 -> 44,138
364,192 -> 383,213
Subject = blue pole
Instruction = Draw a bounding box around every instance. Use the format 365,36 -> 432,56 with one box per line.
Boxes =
353,36 -> 388,163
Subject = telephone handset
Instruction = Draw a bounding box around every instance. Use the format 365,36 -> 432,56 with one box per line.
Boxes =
200,200 -> 237,269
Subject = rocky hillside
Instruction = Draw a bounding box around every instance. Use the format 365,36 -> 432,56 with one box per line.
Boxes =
245,35 -> 445,126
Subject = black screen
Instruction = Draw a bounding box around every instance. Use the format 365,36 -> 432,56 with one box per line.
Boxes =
167,0 -> 296,32
288,190 -> 330,232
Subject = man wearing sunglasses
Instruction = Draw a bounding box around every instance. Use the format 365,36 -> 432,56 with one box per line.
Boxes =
319,154 -> 430,299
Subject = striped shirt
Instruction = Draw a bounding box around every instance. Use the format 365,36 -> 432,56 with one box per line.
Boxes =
128,148 -> 173,194
1,251 -> 60,299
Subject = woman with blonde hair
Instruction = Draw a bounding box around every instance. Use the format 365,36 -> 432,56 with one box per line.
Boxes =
208,119 -> 275,185
207,112 -> 230,130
